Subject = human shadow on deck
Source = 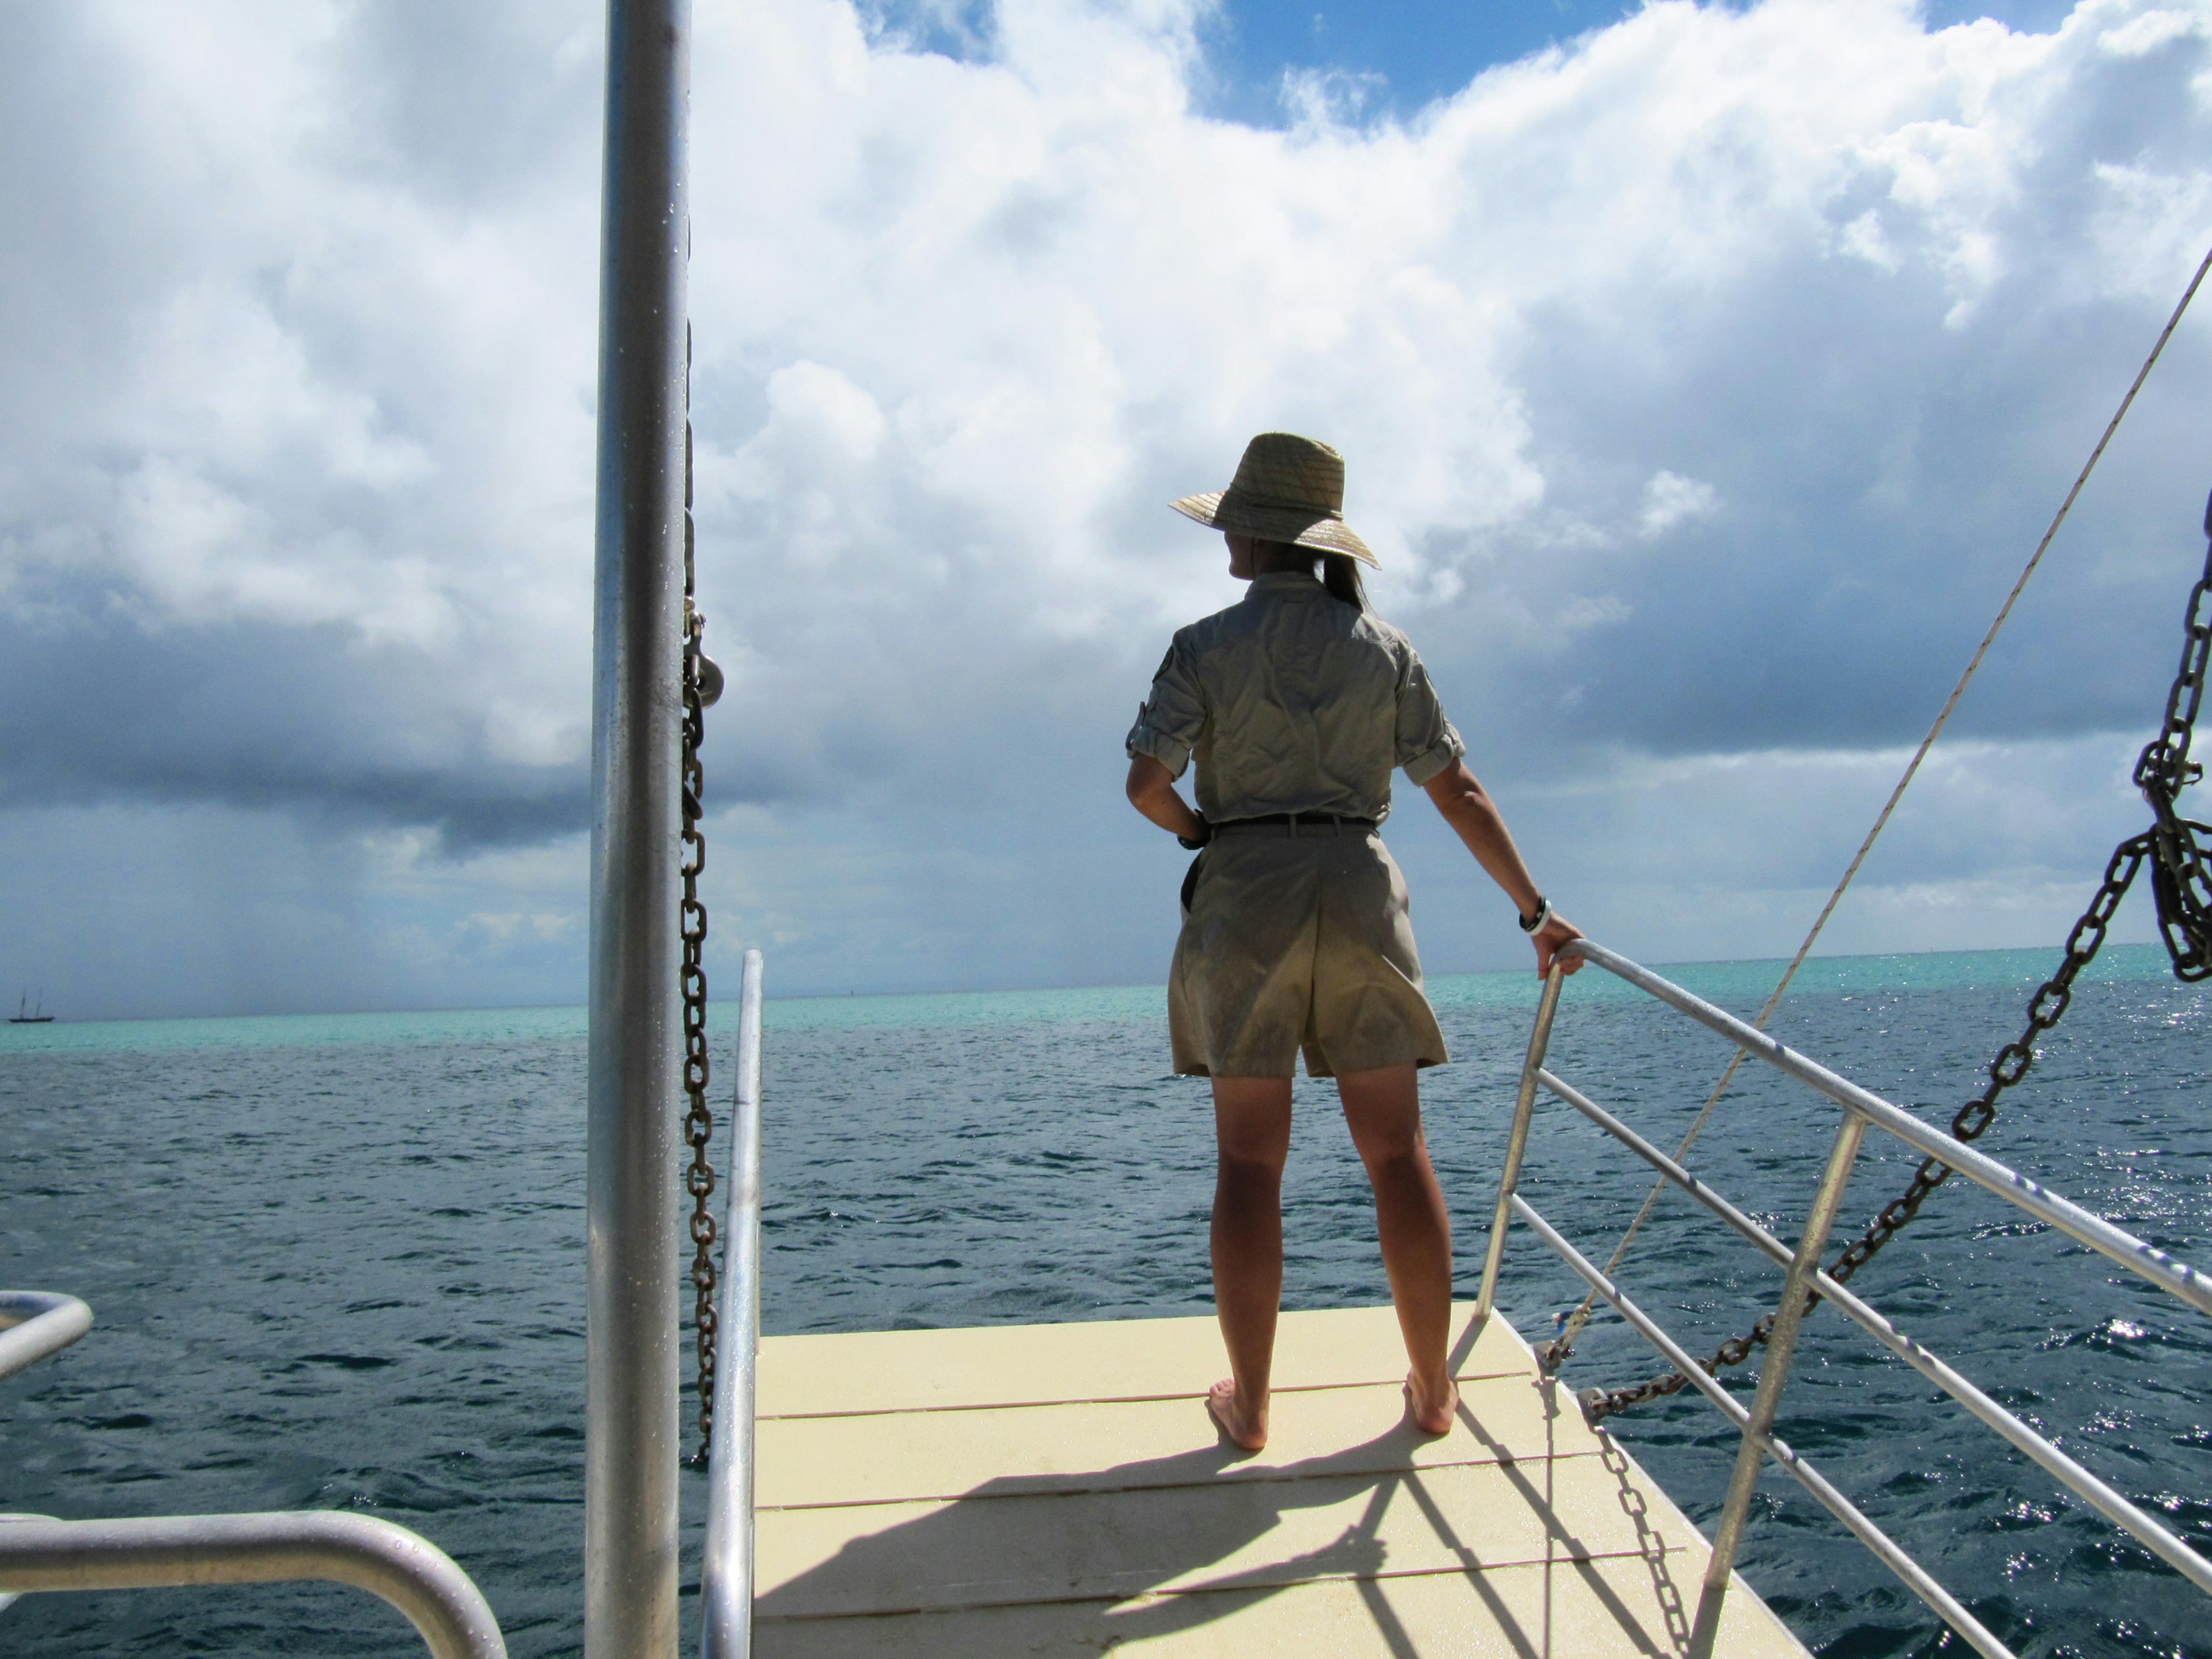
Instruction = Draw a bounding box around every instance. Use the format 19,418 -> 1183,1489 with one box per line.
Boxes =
756,1387 -> 1695,1657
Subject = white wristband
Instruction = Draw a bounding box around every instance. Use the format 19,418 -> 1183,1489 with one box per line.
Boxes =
1518,896 -> 1553,934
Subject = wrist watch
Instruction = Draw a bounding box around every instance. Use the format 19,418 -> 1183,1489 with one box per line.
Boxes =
1518,896 -> 1553,934
1178,815 -> 1212,851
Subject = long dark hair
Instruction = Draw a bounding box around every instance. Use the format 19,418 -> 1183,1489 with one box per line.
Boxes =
1258,539 -> 1368,613
1320,551 -> 1368,613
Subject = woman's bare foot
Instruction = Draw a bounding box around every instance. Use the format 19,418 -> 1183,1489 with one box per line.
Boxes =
1206,1378 -> 1268,1451
1404,1370 -> 1457,1436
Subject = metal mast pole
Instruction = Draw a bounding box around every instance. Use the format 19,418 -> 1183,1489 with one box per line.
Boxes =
586,2 -> 690,1655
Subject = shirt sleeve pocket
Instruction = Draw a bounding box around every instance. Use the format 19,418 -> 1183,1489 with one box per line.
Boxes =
1394,652 -> 1465,784
1125,639 -> 1206,780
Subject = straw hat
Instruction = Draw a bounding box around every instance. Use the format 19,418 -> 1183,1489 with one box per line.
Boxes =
1171,431 -> 1377,567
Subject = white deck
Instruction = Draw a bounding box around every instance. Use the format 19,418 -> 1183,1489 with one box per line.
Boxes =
752,1303 -> 1810,1656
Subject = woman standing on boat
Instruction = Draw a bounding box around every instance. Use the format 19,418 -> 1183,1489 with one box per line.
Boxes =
1125,432 -> 1583,1451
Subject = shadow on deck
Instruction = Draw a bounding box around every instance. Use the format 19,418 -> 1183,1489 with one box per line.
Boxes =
751,1304 -> 1808,1657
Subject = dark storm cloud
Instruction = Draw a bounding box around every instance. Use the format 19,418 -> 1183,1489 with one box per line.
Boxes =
10,0 -> 2210,842
6,0 -> 2212,1016
0,604 -> 589,853
0,0 -> 608,854
1437,18 -> 2212,766
1449,255 -> 2212,768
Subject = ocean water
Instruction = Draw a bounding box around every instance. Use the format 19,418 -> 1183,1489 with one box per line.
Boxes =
3,944 -> 2209,1656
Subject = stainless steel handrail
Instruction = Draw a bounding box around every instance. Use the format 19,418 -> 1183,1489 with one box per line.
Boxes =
0,1293 -> 90,1619
701,948 -> 764,1659
1474,967 -> 1566,1323
1480,941 -> 2212,1659
1505,1199 -> 2012,1659
0,1514 -> 51,1616
1691,1101 -> 1866,1652
1536,1065 -> 2212,1597
3,1298 -> 505,1653
0,1292 -> 92,1384
1571,940 -> 2212,1317
0,1512 -> 506,1659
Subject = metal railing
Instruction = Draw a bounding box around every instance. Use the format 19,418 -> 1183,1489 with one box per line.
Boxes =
1477,938 -> 2212,1659
0,1511 -> 506,1659
0,1291 -> 92,1385
700,948 -> 764,1659
0,1295 -> 506,1658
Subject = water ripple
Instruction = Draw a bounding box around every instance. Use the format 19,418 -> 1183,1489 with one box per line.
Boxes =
2,963 -> 2209,1654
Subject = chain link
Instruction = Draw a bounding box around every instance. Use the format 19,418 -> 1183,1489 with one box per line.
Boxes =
680,338 -> 722,1466
1584,491 -> 2212,1422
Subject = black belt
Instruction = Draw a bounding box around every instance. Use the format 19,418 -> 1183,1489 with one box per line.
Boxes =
1210,812 -> 1378,835
1179,812 -> 1378,910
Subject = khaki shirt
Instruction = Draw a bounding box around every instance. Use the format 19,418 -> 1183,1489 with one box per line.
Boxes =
1126,570 -> 1465,824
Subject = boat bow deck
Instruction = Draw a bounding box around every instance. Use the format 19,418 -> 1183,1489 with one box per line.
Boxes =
752,1303 -> 1808,1656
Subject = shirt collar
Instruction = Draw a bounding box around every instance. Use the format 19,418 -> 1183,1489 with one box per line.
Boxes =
1249,570 -> 1323,596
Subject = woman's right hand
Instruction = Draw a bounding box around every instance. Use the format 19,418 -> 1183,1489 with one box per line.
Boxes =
1532,915 -> 1585,978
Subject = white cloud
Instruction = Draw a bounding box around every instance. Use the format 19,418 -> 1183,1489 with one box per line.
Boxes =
1637,470 -> 1721,537
2100,6 -> 2202,55
5,0 -> 2212,1011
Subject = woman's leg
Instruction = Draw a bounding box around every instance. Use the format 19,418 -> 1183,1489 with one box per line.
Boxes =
1209,1075 -> 1293,1450
1337,1064 -> 1457,1433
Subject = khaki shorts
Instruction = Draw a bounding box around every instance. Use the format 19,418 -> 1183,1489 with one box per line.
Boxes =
1169,825 -> 1449,1080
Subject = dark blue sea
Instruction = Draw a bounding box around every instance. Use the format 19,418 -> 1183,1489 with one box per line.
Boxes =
4,944 -> 2209,1656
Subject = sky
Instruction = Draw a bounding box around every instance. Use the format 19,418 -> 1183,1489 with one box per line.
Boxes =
2,0 -> 2211,1020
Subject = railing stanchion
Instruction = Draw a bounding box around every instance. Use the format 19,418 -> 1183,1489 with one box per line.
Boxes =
1477,960 -> 1569,1323
701,950 -> 763,1659
1688,1108 -> 1867,1654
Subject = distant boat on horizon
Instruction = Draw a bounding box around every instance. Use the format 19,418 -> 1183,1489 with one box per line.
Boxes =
10,990 -> 55,1024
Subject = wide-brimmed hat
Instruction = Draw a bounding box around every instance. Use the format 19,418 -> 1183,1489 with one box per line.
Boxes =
1171,431 -> 1377,567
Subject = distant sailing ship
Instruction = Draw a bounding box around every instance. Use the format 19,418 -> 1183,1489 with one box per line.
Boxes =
10,990 -> 55,1024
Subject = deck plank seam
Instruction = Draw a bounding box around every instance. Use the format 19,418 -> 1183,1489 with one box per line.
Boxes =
750,1540 -> 1698,1624
756,1368 -> 1533,1421
756,1446 -> 1611,1512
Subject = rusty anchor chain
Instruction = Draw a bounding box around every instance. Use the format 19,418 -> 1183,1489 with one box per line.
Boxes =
680,339 -> 728,1464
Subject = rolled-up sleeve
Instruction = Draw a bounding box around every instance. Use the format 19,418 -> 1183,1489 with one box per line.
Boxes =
1394,649 -> 1465,786
1126,635 -> 1206,780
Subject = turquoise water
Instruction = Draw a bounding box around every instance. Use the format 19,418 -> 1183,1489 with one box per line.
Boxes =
3,941 -> 2208,1656
1,941 -> 2179,1053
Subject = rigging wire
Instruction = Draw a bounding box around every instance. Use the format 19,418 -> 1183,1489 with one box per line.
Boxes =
1541,233 -> 2212,1379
